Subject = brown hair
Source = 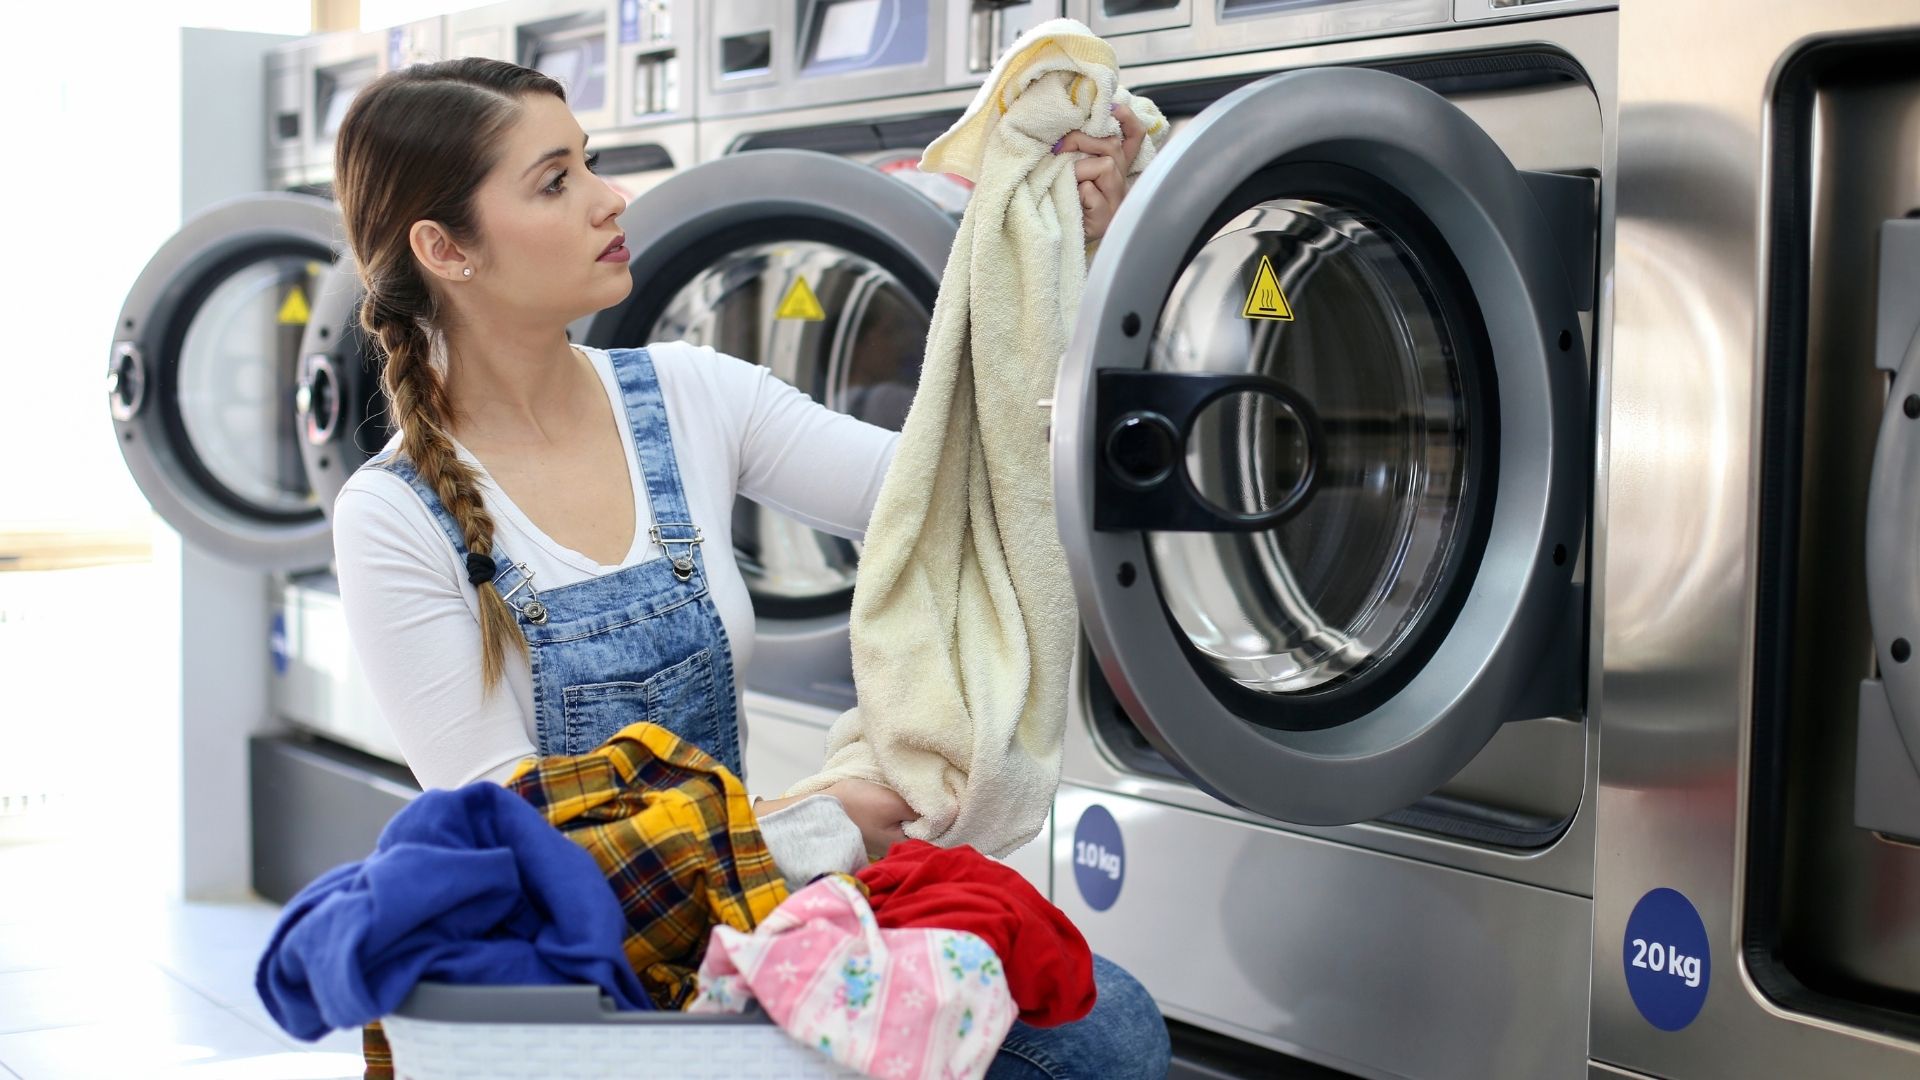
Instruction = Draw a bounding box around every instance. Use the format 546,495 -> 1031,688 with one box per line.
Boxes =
334,58 -> 566,692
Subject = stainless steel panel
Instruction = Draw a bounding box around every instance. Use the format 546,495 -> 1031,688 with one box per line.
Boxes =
697,87 -> 979,161
1069,0 -> 1452,66
702,0 -> 958,118
273,578 -> 407,765
1119,15 -> 1614,176
250,734 -> 419,905
1086,0 -> 1192,39
595,122 -> 697,200
943,0 -> 1063,86
385,16 -> 445,67
1595,1 -> 1920,1076
1454,0 -> 1613,23
265,45 -> 306,186
302,29 -> 387,183
446,0 -> 623,136
741,692 -> 839,798
614,0 -> 698,127
270,17 -> 446,190
1053,783 -> 1592,1080
1067,645 -> 1595,893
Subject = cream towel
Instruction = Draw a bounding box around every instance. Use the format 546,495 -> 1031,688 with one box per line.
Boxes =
785,20 -> 1166,858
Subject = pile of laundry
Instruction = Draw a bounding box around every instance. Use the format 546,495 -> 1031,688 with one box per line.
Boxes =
254,723 -> 1095,1080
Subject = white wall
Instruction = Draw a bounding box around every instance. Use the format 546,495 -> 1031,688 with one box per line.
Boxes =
0,5 -> 310,529
0,3 -> 306,900
362,0 -> 481,26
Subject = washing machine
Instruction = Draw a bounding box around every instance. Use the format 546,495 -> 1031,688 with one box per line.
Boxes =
267,17 -> 446,196
1591,1 -> 1920,1077
1038,2 -> 1613,1076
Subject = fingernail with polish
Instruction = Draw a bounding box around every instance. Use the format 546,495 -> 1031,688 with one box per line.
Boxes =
1051,138 -> 1064,154
1108,102 -> 1117,112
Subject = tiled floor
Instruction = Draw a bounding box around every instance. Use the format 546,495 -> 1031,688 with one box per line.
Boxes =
0,558 -> 349,1076
0,839 -> 363,1080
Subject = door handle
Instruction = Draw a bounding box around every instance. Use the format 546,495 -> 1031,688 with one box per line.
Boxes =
106,342 -> 146,422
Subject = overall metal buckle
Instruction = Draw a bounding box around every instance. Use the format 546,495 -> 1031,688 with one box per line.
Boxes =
649,523 -> 704,582
498,564 -> 548,625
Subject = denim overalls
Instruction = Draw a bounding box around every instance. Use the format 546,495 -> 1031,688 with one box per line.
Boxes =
364,347 -> 742,776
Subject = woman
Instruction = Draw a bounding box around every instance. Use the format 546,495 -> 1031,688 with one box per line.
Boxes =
331,58 -> 1169,1077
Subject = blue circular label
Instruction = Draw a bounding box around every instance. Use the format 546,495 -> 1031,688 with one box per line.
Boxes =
1072,804 -> 1125,912
270,613 -> 289,676
1623,888 -> 1711,1031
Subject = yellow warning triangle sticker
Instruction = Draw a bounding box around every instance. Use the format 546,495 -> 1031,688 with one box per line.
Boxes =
1241,255 -> 1294,322
278,286 -> 311,326
776,276 -> 826,321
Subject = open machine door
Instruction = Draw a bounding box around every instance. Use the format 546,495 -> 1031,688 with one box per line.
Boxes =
108,193 -> 341,570
1054,67 -> 1592,826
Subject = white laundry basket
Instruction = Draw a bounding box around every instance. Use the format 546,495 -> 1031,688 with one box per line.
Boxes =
381,983 -> 865,1080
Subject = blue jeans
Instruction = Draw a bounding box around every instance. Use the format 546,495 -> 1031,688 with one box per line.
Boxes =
986,954 -> 1171,1079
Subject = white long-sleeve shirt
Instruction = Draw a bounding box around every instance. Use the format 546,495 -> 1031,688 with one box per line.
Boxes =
332,342 -> 899,790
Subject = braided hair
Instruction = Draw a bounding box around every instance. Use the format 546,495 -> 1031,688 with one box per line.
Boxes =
334,58 -> 567,691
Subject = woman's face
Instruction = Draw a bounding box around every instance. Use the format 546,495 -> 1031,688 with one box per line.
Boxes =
459,92 -> 632,327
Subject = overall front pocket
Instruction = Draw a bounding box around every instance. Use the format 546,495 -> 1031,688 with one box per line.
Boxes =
560,648 -> 722,758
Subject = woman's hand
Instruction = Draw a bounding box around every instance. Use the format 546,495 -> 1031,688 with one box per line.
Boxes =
824,778 -> 917,858
1057,103 -> 1150,243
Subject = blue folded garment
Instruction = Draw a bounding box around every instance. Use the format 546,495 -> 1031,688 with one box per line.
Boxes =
255,782 -> 651,1040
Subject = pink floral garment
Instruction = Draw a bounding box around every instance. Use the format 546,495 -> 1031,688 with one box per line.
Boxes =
687,875 -> 1018,1080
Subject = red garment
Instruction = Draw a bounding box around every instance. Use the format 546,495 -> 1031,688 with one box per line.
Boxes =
856,841 -> 1096,1027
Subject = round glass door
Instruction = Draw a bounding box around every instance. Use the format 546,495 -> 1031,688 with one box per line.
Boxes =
1055,67 -> 1588,825
176,253 -> 325,519
651,241 -> 929,614
297,258 -> 396,518
1145,197 -> 1489,710
109,194 -> 340,569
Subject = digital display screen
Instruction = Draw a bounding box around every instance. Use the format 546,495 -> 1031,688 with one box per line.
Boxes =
317,61 -> 376,138
533,43 -> 585,89
526,28 -> 606,111
811,0 -> 882,64
802,0 -> 925,74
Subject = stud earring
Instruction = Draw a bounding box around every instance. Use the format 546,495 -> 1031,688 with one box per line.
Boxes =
461,267 -> 473,278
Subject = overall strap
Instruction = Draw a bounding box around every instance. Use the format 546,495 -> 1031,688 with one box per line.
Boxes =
361,450 -> 518,592
606,348 -> 705,579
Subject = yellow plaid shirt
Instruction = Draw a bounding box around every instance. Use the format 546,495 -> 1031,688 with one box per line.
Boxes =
505,722 -> 790,1008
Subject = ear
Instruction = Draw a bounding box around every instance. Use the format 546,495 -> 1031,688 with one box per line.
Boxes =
409,220 -> 473,284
